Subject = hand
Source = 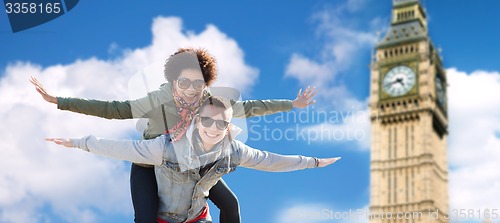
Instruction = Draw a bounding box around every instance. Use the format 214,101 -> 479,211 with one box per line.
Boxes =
317,157 -> 341,168
30,76 -> 58,104
292,86 -> 317,108
46,138 -> 75,148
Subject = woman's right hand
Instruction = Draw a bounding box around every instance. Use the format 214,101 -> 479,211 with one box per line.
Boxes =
30,76 -> 58,104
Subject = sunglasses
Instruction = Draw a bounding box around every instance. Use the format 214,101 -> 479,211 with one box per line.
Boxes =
176,78 -> 206,91
199,116 -> 230,130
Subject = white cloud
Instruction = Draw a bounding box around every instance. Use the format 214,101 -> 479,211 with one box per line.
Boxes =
446,68 -> 500,219
285,4 -> 377,92
346,0 -> 368,12
304,105 -> 371,150
286,53 -> 333,87
284,2 -> 379,148
0,16 -> 257,222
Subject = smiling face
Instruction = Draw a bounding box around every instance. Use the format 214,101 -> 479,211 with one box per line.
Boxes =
196,104 -> 233,151
173,69 -> 207,104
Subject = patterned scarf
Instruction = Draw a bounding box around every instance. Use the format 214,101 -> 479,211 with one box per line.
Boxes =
167,86 -> 206,142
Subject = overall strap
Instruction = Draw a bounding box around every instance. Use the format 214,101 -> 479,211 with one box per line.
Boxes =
161,104 -> 169,133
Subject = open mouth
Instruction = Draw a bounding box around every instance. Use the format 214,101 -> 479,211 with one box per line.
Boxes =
183,92 -> 198,98
204,131 -> 220,139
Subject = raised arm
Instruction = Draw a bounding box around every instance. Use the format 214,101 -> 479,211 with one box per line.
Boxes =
46,135 -> 167,165
231,86 -> 317,118
56,97 -> 135,119
30,76 -> 166,119
234,140 -> 339,172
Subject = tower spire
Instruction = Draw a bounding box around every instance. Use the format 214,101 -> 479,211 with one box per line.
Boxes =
393,0 -> 419,7
392,0 -> 427,27
377,0 -> 428,48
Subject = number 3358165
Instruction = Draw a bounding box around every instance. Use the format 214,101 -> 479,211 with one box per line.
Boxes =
5,2 -> 61,14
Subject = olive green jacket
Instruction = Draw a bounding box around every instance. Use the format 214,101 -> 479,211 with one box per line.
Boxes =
57,82 -> 293,140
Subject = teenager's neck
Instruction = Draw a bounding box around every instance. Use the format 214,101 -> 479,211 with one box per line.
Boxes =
202,142 -> 215,152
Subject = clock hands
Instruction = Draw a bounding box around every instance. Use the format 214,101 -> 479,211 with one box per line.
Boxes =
385,77 -> 405,87
383,66 -> 416,97
395,78 -> 405,86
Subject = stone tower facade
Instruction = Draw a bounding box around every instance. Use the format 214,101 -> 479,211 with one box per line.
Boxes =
369,0 -> 449,222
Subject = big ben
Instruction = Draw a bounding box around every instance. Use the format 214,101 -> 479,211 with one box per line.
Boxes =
369,0 -> 449,222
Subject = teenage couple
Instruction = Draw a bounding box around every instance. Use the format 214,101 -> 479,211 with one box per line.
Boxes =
32,48 -> 341,223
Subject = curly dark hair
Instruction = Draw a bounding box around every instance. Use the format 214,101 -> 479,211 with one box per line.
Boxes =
163,48 -> 218,86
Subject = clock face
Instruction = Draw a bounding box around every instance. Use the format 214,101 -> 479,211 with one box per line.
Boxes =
382,65 -> 416,97
435,76 -> 446,107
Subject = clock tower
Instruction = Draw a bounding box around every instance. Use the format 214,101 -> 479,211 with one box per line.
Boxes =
369,0 -> 449,222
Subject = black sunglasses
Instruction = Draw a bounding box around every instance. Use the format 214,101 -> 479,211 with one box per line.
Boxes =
176,78 -> 206,91
199,116 -> 230,130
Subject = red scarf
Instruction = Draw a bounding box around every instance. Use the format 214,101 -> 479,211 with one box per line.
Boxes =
167,86 -> 205,142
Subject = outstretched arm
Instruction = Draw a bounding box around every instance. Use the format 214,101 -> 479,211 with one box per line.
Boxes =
46,135 -> 166,165
30,76 -> 165,119
234,141 -> 340,172
30,76 -> 58,104
232,86 -> 318,118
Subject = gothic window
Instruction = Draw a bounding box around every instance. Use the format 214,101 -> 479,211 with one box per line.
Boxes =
411,125 -> 414,155
394,174 -> 398,203
388,171 -> 391,203
411,168 -> 415,200
388,128 -> 392,159
394,126 -> 398,158
406,174 -> 409,202
406,125 -> 409,157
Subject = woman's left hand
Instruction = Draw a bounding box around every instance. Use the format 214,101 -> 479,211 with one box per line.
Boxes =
46,138 -> 75,148
317,157 -> 341,168
292,86 -> 317,108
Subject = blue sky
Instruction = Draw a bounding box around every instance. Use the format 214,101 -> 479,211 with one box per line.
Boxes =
1,0 -> 500,223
